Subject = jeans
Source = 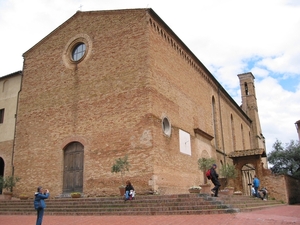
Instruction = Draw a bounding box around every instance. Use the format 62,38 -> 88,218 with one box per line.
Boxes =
211,179 -> 221,197
125,191 -> 130,200
254,187 -> 259,197
36,208 -> 44,225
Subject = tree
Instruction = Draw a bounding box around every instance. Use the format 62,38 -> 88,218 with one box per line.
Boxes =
0,176 -> 21,192
198,157 -> 216,184
111,155 -> 130,186
220,164 -> 237,187
268,139 -> 300,179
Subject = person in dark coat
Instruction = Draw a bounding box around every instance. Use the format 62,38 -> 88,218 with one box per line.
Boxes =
124,180 -> 134,201
210,164 -> 221,197
34,186 -> 49,225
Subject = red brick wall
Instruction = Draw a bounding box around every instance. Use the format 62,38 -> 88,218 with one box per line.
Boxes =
261,174 -> 288,203
285,175 -> 300,204
15,10 -> 154,197
261,174 -> 300,204
13,9 -> 258,197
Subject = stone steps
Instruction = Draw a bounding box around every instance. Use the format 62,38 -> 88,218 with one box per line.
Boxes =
204,194 -> 284,212
0,194 -> 284,216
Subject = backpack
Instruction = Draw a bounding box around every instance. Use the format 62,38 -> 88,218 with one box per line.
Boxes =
206,169 -> 211,180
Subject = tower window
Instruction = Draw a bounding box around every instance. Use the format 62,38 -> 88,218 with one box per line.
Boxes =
244,82 -> 249,95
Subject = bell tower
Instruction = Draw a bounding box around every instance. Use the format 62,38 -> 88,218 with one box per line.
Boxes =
238,72 -> 265,150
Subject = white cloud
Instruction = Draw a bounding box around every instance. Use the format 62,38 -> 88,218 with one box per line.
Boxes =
256,77 -> 300,152
251,68 -> 269,78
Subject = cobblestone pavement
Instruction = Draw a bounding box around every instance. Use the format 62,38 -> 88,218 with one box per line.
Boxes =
0,205 -> 299,225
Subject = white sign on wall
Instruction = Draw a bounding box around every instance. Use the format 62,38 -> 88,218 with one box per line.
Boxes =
179,129 -> 191,155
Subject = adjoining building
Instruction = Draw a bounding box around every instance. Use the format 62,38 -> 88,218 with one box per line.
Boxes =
1,9 -> 266,197
0,71 -> 22,194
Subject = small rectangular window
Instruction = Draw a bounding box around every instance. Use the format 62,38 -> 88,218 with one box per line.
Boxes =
0,108 -> 4,123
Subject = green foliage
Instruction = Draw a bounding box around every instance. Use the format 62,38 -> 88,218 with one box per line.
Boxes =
111,155 -> 130,185
197,157 -> 216,184
197,158 -> 216,171
220,164 -> 237,179
0,175 -> 21,192
268,139 -> 300,179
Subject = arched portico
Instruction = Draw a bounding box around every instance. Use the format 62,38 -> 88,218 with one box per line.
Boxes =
228,148 -> 266,195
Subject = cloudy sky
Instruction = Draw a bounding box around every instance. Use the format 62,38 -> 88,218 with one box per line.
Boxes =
1,0 -> 299,154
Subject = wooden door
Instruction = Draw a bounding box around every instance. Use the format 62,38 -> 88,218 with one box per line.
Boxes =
241,163 -> 255,196
63,142 -> 84,193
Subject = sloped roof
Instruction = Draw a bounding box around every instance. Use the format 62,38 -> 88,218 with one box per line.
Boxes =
0,71 -> 22,80
228,149 -> 267,158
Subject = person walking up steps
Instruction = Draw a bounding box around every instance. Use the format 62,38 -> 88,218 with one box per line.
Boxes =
253,175 -> 260,198
210,164 -> 221,197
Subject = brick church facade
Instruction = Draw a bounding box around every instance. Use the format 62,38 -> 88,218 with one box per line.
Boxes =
1,9 -> 266,197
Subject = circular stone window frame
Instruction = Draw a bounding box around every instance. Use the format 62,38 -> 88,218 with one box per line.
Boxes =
62,34 -> 92,69
162,116 -> 171,137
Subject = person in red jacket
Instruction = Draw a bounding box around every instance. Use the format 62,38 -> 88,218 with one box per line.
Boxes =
210,164 -> 221,197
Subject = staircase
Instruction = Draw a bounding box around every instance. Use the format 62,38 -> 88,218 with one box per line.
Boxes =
204,194 -> 284,212
0,194 -> 284,216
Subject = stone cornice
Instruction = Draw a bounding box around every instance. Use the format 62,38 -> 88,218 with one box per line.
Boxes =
194,128 -> 214,141
228,148 -> 266,158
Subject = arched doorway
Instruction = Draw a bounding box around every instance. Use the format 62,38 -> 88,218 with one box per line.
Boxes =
241,163 -> 255,196
63,142 -> 84,193
229,149 -> 266,196
0,157 -> 4,194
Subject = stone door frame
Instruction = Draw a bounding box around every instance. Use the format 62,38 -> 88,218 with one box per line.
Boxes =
229,149 -> 266,195
63,142 -> 84,193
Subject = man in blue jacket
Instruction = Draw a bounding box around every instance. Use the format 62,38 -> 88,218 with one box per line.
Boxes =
34,186 -> 50,225
253,175 -> 260,198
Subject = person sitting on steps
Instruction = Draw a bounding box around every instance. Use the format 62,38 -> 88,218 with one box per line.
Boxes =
259,187 -> 268,201
251,185 -> 256,197
124,180 -> 135,201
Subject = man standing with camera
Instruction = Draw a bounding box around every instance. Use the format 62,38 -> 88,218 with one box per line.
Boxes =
34,186 -> 50,225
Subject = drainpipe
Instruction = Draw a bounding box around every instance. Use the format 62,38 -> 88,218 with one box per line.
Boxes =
11,70 -> 23,184
218,87 -> 226,165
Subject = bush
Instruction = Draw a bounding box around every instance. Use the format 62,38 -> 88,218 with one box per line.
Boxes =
0,176 -> 21,192
220,164 -> 237,179
111,155 -> 130,186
